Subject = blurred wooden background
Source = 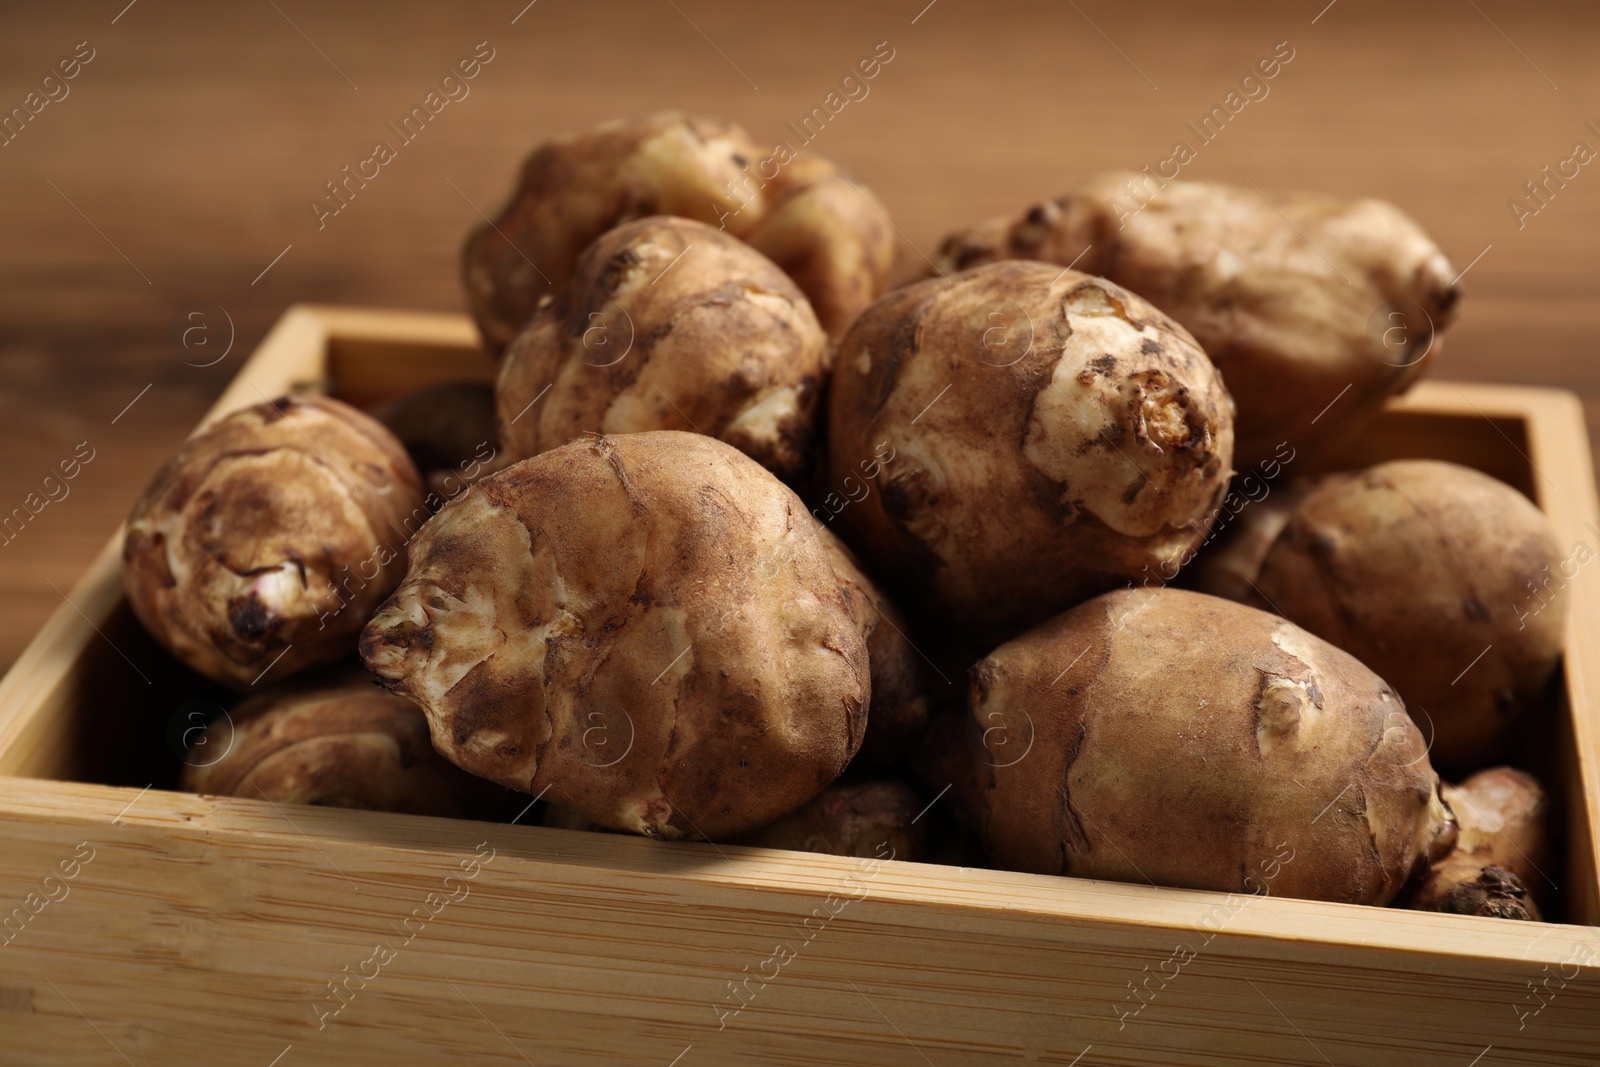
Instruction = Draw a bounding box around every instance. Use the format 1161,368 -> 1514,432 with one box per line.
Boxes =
1,0 -> 1597,671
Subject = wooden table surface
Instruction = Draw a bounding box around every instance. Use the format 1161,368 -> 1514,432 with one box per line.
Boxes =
1,0 -> 1596,671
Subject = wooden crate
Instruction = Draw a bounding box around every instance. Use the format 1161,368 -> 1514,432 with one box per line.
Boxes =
0,304 -> 1598,1067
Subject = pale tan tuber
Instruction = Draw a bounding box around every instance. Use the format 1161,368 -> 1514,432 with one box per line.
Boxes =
1404,767 -> 1550,921
968,588 -> 1456,905
935,173 -> 1459,466
1252,460 -> 1568,773
463,111 -> 895,352
360,431 -> 870,840
124,396 -> 424,688
496,216 -> 830,482
182,677 -> 504,818
827,261 -> 1235,640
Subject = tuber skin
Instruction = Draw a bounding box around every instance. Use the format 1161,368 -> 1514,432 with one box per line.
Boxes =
735,780 -> 926,861
496,216 -> 830,482
123,395 -> 425,688
968,588 -> 1457,905
1188,478 -> 1327,604
1252,460 -> 1568,774
182,676 -> 505,818
359,431 -> 870,841
462,111 -> 895,352
827,260 -> 1235,642
1405,767 -> 1550,921
818,528 -> 932,767
1429,866 -> 1541,921
738,151 -> 898,342
541,779 -> 927,863
934,173 -> 1459,467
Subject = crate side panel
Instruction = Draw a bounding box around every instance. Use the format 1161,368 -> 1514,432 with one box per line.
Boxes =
1,784 -> 1598,1067
327,337 -> 494,410
1525,390 -> 1600,925
1312,407 -> 1536,498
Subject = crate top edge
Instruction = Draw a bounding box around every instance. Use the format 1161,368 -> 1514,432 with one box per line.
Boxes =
278,302 -> 1590,420
1392,378 -> 1582,420
289,302 -> 481,348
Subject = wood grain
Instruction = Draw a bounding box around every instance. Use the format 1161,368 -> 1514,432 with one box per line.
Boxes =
2,0 -> 1600,671
0,777 -> 1596,1067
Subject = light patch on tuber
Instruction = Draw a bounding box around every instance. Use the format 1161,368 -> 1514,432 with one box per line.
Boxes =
1022,296 -> 1210,539
723,385 -> 804,449
363,492 -> 562,786
1255,676 -> 1309,755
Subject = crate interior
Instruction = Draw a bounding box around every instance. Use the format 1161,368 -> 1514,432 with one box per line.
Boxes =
6,317 -> 1593,927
